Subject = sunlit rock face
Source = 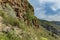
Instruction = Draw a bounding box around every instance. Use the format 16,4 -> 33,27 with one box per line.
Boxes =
0,0 -> 38,26
0,0 -> 34,18
0,0 -> 60,40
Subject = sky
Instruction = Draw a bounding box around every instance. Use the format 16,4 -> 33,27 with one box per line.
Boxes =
28,0 -> 60,21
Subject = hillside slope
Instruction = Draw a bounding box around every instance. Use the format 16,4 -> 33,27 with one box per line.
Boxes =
0,0 -> 60,40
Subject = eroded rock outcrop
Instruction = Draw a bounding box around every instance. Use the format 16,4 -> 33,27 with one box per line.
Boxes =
0,0 -> 39,27
0,0 -> 60,40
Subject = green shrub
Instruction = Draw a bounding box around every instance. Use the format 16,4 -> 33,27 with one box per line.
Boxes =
6,32 -> 21,40
0,33 -> 9,40
0,10 -> 20,27
23,13 -> 35,21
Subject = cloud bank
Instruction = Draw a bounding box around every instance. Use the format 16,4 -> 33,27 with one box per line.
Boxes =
29,0 -> 60,21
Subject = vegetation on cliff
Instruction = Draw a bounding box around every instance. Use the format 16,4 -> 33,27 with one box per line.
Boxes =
0,0 -> 60,40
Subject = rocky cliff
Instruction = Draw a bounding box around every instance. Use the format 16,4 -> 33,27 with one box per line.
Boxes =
0,0 -> 39,27
0,0 -> 60,40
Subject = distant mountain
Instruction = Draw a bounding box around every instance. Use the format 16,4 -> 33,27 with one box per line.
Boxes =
51,21 -> 60,26
39,19 -> 60,34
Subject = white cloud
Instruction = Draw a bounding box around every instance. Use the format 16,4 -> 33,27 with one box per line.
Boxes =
38,0 -> 60,11
34,8 -> 47,19
35,7 -> 60,21
38,0 -> 55,3
46,13 -> 60,21
29,0 -> 60,21
35,0 -> 60,21
38,11 -> 46,19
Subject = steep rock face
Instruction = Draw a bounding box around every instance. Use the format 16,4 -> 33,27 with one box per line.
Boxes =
0,0 -> 39,27
0,0 -> 33,18
0,0 -> 60,40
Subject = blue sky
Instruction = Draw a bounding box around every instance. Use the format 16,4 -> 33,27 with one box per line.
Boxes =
28,0 -> 60,21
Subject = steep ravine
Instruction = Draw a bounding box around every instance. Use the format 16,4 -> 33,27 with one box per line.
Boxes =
0,0 -> 60,40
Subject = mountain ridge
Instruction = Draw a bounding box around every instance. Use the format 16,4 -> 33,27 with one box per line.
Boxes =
51,21 -> 60,26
